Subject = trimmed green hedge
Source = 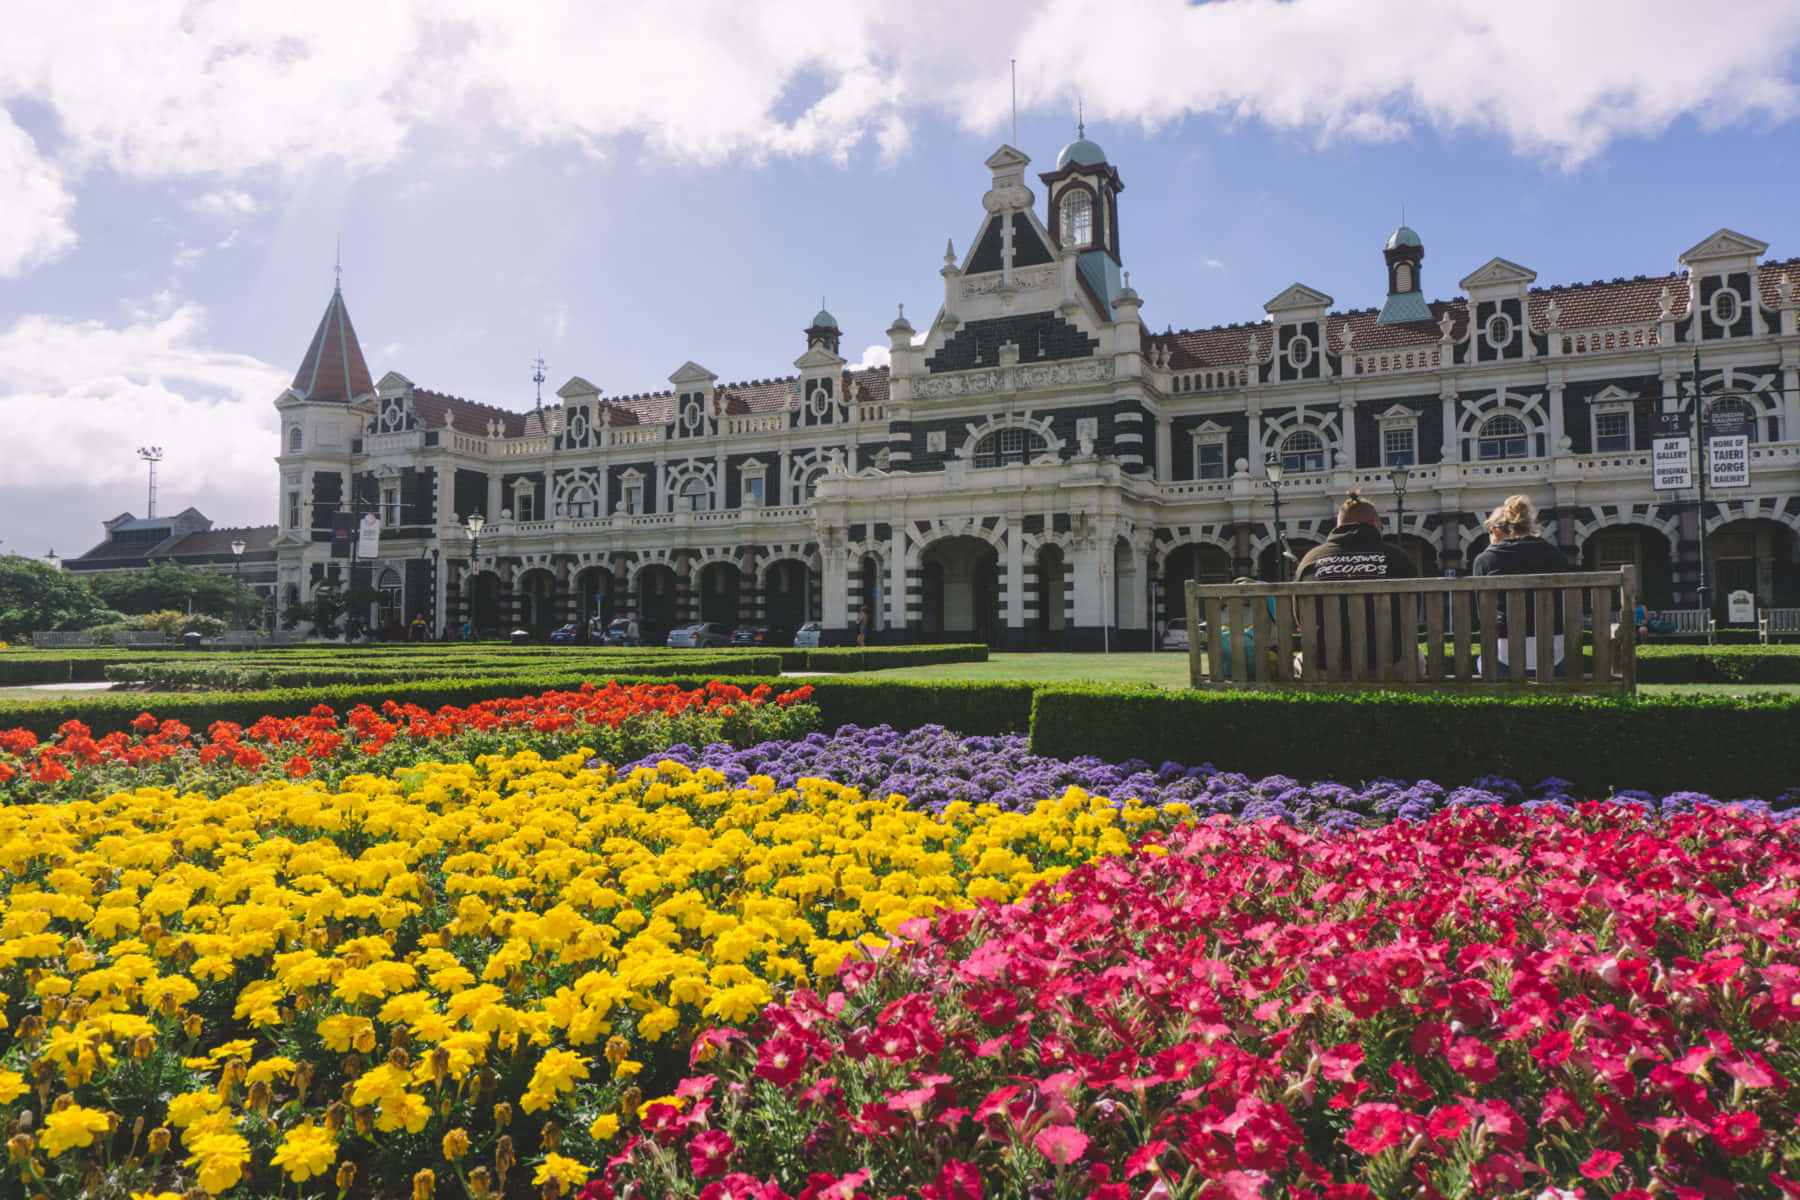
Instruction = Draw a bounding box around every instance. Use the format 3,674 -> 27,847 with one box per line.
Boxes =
1636,644 -> 1800,684
800,677 -> 1035,734
99,653 -> 768,691
1028,685 -> 1800,798
0,662 -> 784,737
800,645 -> 988,673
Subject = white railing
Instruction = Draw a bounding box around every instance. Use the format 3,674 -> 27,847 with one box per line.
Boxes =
723,414 -> 786,435
607,427 -> 666,446
1172,368 -> 1249,393
1159,479 -> 1234,498
1750,441 -> 1800,466
856,403 -> 887,422
1464,459 -> 1550,480
450,433 -> 489,455
1352,464 -> 1440,488
1349,346 -> 1446,376
1556,323 -> 1659,356
508,521 -> 555,536
1572,452 -> 1654,477
500,437 -> 552,457
756,505 -> 812,520
1254,471 -> 1331,493
627,513 -> 676,527
694,511 -> 737,523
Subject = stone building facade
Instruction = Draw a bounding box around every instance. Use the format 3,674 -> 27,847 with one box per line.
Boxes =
272,135 -> 1800,647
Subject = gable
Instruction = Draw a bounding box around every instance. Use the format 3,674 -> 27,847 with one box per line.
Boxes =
1458,257 -> 1538,291
1679,228 -> 1769,265
1264,282 -> 1334,313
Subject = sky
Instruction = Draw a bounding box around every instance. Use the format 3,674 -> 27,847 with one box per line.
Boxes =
3,0 -> 1800,561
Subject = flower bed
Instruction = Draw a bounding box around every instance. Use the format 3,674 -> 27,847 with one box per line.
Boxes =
636,723 -> 1800,824
596,804 -> 1800,1199
0,748 -> 1188,1197
0,681 -> 815,803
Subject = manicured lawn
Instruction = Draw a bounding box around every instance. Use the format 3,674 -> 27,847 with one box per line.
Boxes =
863,651 -> 1191,687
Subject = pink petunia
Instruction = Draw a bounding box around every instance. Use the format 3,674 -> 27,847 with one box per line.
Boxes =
687,1130 -> 735,1179
1344,1103 -> 1405,1155
1580,1149 -> 1623,1179
1712,1110 -> 1763,1155
1033,1124 -> 1090,1167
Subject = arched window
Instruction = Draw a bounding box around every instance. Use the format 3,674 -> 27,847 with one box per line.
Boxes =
287,427 -> 303,453
1278,429 -> 1326,474
1394,263 -> 1413,293
1060,191 -> 1093,249
566,486 -> 595,519
802,470 -> 825,501
974,427 -> 1047,468
1478,413 -> 1530,461
679,478 -> 711,512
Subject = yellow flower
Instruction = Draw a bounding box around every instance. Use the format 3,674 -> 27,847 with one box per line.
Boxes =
442,1128 -> 471,1161
525,1048 -> 590,1102
164,1090 -> 223,1127
271,1122 -> 337,1181
40,1105 -> 111,1157
533,1152 -> 591,1194
185,1127 -> 250,1193
0,1070 -> 25,1104
588,1114 -> 620,1141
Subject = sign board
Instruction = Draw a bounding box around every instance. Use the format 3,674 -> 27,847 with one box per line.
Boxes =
1707,407 -> 1751,436
329,512 -> 355,559
1728,590 -> 1755,623
1654,411 -> 1691,437
1653,436 -> 1692,490
1709,434 -> 1750,488
356,513 -> 382,558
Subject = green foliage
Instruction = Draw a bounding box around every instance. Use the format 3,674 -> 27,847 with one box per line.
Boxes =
801,645 -> 988,672
0,555 -> 111,641
85,560 -> 265,623
1027,685 -> 1800,798
800,677 -> 1038,734
1637,644 -> 1800,683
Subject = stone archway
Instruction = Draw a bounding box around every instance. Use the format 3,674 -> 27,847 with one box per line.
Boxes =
516,568 -> 556,636
696,561 -> 741,627
636,563 -> 680,626
919,535 -> 1000,644
575,566 -> 615,628
1706,519 -> 1797,619
763,559 -> 811,631
1159,542 -> 1232,626
1580,524 -> 1673,608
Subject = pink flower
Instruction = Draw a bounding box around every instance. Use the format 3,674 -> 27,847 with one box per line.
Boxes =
687,1130 -> 735,1179
919,1160 -> 981,1200
756,1037 -> 807,1088
1580,1149 -> 1622,1179
1344,1103 -> 1404,1155
1033,1124 -> 1090,1167
1712,1110 -> 1763,1155
1446,1036 -> 1499,1085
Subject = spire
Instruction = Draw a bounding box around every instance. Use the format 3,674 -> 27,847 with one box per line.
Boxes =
292,285 -> 374,403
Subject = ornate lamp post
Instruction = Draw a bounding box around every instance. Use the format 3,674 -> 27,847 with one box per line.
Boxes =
1264,453 -> 1288,582
230,537 -> 246,630
44,549 -> 59,571
1389,462 -> 1411,555
463,512 -> 485,640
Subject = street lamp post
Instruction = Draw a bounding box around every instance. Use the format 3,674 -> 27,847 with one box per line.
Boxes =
1389,462 -> 1411,557
44,549 -> 59,571
230,538 -> 246,631
463,512 -> 485,640
1264,454 -> 1288,582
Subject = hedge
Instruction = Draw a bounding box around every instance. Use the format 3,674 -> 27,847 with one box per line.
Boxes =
0,661 -> 784,738
1027,685 -> 1800,798
799,645 -> 988,673
98,653 -> 770,691
1636,644 -> 1800,684
798,677 -> 1036,734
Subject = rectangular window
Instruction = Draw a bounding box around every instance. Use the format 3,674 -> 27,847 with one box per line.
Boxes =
1383,428 -> 1416,467
287,491 -> 301,529
380,486 -> 401,526
1195,441 -> 1226,480
516,493 -> 536,522
1594,411 -> 1631,453
623,484 -> 643,515
745,477 -> 764,507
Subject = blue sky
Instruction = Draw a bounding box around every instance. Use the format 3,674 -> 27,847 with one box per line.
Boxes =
3,0 -> 1799,560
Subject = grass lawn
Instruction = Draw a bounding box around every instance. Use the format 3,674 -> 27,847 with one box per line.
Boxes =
863,652 -> 1192,687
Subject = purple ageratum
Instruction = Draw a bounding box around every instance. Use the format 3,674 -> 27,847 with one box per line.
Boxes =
615,724 -> 1800,826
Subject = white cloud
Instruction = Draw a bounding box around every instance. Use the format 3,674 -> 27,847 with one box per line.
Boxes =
0,109 -> 76,277
0,304 -> 288,536
849,343 -> 890,371
0,0 -> 1789,202
189,189 -> 259,221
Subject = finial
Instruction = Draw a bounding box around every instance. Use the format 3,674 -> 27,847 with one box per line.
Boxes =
334,236 -> 342,291
1123,270 -> 1131,288
1077,95 -> 1084,139
898,302 -> 905,318
532,351 -> 546,410
944,239 -> 956,264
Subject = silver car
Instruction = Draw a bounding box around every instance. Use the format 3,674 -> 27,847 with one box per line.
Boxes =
667,621 -> 730,649
792,620 -> 823,648
1160,618 -> 1195,652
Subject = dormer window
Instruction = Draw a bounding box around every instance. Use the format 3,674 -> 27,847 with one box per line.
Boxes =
1394,263 -> 1414,293
1060,190 -> 1093,249
287,427 -> 303,454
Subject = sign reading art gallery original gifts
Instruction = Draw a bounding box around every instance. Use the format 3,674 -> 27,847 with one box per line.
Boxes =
356,513 -> 382,558
1653,436 -> 1692,490
1709,435 -> 1750,488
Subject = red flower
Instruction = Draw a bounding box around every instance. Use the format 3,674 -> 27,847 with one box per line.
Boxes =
756,1037 -> 807,1088
1033,1124 -> 1089,1167
1446,1036 -> 1499,1085
286,756 -> 312,777
919,1161 -> 981,1200
698,1176 -> 780,1200
688,1130 -> 735,1178
1344,1103 -> 1405,1156
1580,1149 -> 1622,1179
1712,1110 -> 1763,1155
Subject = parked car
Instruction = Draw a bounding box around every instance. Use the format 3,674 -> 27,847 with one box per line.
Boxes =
548,622 -> 582,645
601,618 -> 671,647
667,621 -> 731,649
730,624 -> 793,647
1160,617 -> 1192,652
793,620 -> 824,648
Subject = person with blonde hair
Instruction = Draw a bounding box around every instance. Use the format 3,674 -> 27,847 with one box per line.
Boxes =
1471,494 -> 1571,676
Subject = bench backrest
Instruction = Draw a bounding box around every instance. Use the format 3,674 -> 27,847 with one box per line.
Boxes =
1186,567 -> 1636,693
31,631 -> 95,648
114,631 -> 170,647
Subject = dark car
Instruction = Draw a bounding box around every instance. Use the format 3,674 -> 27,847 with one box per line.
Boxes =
729,624 -> 793,647
548,622 -> 582,645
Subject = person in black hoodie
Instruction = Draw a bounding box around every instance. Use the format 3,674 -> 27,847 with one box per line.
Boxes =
1471,494 -> 1571,675
1295,490 -> 1417,669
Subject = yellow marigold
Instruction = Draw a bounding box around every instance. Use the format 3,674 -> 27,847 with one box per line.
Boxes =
525,1048 -> 590,1100
271,1122 -> 337,1182
0,1070 -> 25,1104
533,1152 -> 591,1193
185,1127 -> 250,1193
316,1013 -> 374,1053
588,1114 -> 620,1141
40,1105 -> 111,1157
164,1090 -> 223,1127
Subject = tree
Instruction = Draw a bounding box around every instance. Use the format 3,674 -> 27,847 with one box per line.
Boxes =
87,561 -> 263,624
0,555 -> 112,641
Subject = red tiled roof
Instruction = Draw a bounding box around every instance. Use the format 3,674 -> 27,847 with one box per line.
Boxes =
1154,258 -> 1800,368
292,288 -> 374,403
163,526 -> 279,556
410,388 -> 530,437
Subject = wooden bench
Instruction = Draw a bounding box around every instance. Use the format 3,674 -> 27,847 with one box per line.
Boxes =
113,631 -> 170,648
32,631 -> 96,648
1185,567 -> 1637,694
1650,608 -> 1711,639
1760,608 -> 1800,643
221,631 -> 261,648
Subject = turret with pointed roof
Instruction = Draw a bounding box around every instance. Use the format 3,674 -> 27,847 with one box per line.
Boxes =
292,283 -> 374,403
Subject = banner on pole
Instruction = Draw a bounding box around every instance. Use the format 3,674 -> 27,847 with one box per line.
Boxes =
1653,436 -> 1692,490
356,513 -> 382,558
330,512 -> 355,558
1709,435 -> 1750,488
